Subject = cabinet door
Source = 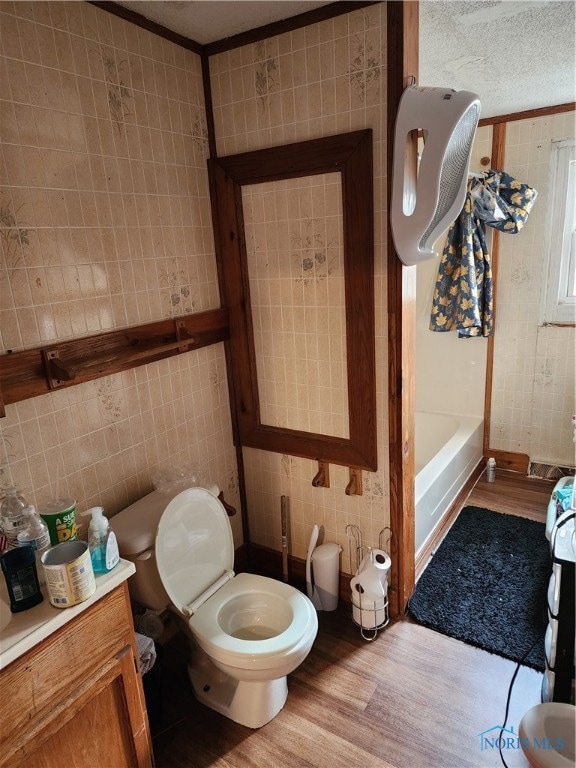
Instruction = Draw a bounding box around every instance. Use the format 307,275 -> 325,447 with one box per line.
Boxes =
8,646 -> 152,768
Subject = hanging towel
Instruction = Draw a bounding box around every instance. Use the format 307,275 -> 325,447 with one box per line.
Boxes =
430,171 -> 538,337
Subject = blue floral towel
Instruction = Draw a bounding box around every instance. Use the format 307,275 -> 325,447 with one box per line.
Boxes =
430,171 -> 538,337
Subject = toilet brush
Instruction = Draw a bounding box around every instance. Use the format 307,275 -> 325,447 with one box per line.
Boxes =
281,496 -> 289,583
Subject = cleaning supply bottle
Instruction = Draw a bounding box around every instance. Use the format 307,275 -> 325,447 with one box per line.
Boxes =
0,487 -> 28,549
17,505 -> 50,585
486,457 -> 496,483
81,507 -> 120,574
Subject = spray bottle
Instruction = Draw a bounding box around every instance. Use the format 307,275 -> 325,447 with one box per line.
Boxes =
81,507 -> 120,574
486,457 -> 496,483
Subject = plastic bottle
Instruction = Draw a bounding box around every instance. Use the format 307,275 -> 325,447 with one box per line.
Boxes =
486,457 -> 496,483
0,545 -> 43,612
0,488 -> 28,549
17,505 -> 51,585
81,507 -> 120,574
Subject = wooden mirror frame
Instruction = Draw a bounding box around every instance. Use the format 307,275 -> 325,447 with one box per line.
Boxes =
209,129 -> 376,470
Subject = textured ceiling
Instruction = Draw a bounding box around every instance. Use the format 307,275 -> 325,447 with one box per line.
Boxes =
116,0 -> 576,118
420,0 -> 576,118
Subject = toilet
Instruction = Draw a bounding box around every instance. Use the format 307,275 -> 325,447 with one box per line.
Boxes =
112,486 -> 318,728
519,703 -> 575,768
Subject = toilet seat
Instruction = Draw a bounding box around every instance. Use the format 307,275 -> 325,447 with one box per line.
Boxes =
155,488 -> 317,669
114,485 -> 318,728
155,488 -> 316,669
189,572 -> 317,670
155,487 -> 235,615
519,703 -> 575,768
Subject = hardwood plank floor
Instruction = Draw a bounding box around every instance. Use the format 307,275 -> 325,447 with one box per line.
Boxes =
466,470 -> 553,521
151,610 -> 541,768
149,471 -> 552,767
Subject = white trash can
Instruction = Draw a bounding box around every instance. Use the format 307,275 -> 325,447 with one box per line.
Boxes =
311,542 -> 341,611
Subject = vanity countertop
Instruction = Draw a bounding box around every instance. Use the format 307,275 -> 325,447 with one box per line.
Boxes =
0,558 -> 135,670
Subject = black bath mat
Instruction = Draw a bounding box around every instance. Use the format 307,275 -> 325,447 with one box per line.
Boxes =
409,506 -> 550,671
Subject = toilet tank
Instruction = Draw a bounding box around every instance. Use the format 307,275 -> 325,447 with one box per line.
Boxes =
111,489 -> 179,611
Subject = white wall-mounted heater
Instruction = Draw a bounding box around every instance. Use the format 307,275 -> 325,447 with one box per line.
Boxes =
391,86 -> 481,266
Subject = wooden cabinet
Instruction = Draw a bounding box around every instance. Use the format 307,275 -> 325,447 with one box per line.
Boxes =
0,583 -> 153,768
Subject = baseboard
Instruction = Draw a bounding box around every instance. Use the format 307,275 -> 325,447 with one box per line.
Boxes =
234,543 -> 250,573
239,542 -> 353,604
415,459 -> 484,581
482,450 -> 572,478
484,449 -> 530,474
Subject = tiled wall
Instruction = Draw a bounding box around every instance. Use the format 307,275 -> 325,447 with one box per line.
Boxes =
210,5 -> 388,571
490,112 -> 576,466
0,1 -> 242,544
243,173 -> 349,438
415,126 -> 492,419
3,0 -> 568,576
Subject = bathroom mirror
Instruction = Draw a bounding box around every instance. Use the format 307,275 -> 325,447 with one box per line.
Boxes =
209,130 -> 376,470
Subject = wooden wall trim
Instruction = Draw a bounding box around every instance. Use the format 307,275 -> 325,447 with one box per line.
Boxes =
206,153 -> 252,544
91,1 -> 381,59
483,122 -> 507,452
387,1 -> 419,619
201,53 -> 217,159
484,449 -> 530,474
0,309 -> 229,410
210,130 -> 377,471
204,2 -> 381,55
479,101 -> 576,128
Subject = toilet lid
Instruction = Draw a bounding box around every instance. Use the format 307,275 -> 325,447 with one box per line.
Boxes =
155,487 -> 234,613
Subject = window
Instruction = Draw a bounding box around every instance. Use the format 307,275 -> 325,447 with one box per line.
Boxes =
542,139 -> 576,324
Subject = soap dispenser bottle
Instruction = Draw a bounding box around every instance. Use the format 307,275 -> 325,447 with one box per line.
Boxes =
81,507 -> 120,574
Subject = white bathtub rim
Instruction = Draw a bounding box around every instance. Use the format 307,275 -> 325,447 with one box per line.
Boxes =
415,413 -> 483,503
415,412 -> 484,554
415,411 -> 460,473
415,454 -> 483,559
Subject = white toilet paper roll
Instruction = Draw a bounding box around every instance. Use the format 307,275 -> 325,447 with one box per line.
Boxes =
350,569 -> 386,602
358,548 -> 391,575
368,549 -> 391,574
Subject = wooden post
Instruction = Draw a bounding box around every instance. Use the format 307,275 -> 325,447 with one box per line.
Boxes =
386,1 -> 419,618
483,122 -> 507,454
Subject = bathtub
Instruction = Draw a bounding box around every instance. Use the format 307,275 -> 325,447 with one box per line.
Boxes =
415,411 -> 484,555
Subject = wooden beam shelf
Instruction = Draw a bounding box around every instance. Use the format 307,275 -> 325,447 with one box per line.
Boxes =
0,309 -> 230,416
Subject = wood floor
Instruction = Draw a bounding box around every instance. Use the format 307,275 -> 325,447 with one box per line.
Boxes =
150,471 -> 553,768
466,470 -> 552,523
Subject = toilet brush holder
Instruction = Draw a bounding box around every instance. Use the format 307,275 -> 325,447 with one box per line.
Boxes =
311,542 -> 342,611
